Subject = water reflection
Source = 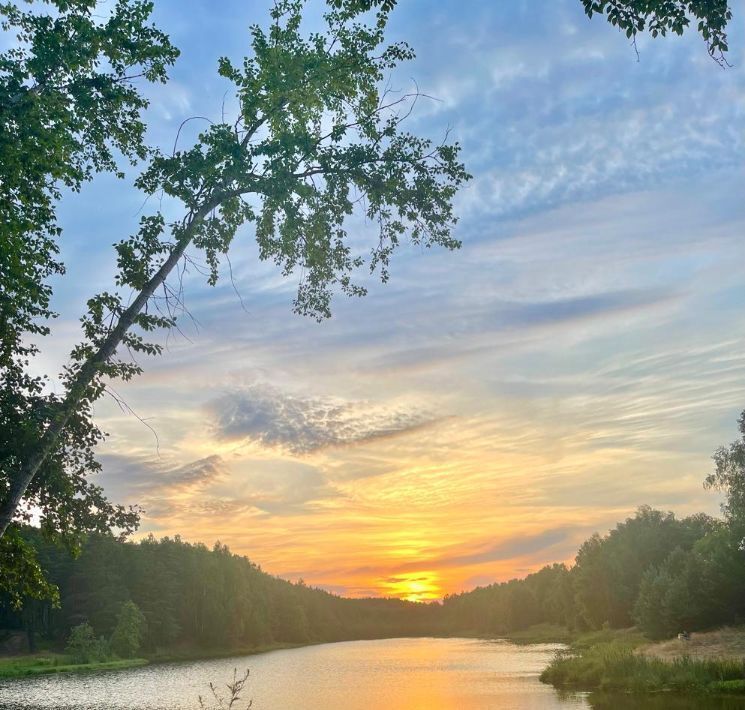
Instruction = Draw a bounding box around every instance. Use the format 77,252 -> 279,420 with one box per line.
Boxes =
0,638 -> 584,710
0,638 -> 740,709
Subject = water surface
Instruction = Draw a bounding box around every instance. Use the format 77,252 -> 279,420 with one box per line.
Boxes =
0,637 -> 742,709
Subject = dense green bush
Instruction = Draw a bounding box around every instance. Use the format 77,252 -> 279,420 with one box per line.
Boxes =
110,601 -> 147,659
541,640 -> 745,693
64,622 -> 110,664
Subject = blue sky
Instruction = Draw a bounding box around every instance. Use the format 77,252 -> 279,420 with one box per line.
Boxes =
35,0 -> 745,598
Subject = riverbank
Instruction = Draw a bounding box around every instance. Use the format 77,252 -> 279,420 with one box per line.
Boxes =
0,640 -> 318,679
146,639 -> 321,663
0,654 -> 147,678
498,623 -> 576,645
540,626 -> 745,695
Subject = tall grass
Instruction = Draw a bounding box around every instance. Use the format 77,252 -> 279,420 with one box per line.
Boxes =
540,641 -> 745,694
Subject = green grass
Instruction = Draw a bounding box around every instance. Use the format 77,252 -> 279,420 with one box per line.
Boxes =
500,623 -> 576,645
540,639 -> 745,694
570,626 -> 648,651
0,654 -> 147,678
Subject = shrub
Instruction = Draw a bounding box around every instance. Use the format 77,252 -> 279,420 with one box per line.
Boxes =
110,601 -> 147,659
540,640 -> 745,693
65,623 -> 110,664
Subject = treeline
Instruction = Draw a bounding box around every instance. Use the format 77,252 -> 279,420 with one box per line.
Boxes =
442,413 -> 745,640
1,508 -> 743,654
0,531 -> 437,654
4,504 -> 742,655
441,506 -> 745,639
3,415 -> 744,651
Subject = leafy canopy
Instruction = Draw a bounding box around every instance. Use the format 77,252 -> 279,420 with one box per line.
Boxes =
0,0 -> 177,600
69,0 -> 469,398
705,409 -> 745,544
110,600 -> 147,658
580,0 -> 732,63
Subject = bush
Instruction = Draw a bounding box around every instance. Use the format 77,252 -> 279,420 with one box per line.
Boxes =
110,601 -> 147,659
64,623 -> 110,664
540,640 -> 745,693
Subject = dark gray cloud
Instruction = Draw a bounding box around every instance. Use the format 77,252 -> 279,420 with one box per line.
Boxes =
488,288 -> 677,329
98,453 -> 226,497
209,384 -> 435,454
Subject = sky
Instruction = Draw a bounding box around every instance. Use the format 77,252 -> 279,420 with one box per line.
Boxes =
34,0 -> 745,601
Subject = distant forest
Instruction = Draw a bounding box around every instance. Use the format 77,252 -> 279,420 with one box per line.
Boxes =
1,508 -> 742,652
3,414 -> 744,652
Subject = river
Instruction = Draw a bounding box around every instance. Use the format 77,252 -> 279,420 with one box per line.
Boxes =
0,637 -> 743,709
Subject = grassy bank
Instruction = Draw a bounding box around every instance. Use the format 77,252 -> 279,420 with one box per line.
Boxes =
498,623 -> 577,645
0,654 -> 147,678
0,640 -> 316,679
540,628 -> 745,695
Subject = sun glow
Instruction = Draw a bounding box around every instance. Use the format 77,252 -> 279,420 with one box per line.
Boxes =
382,572 -> 442,602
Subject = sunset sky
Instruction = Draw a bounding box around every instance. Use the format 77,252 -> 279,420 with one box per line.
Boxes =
35,0 -> 744,602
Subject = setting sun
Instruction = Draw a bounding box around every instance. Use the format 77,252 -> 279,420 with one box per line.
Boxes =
381,573 -> 443,603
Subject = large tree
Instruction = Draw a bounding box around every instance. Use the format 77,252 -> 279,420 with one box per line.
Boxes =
705,409 -> 745,546
0,0 -> 469,549
0,0 -> 178,603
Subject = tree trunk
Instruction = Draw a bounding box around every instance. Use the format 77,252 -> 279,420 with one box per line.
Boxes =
0,196 -> 222,539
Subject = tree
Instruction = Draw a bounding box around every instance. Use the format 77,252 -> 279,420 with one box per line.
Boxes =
1,0 -> 178,594
64,621 -> 110,663
338,0 -> 733,63
0,0 -> 469,540
0,527 -> 59,609
580,0 -> 732,64
110,600 -> 147,658
572,507 -> 717,629
705,409 -> 745,546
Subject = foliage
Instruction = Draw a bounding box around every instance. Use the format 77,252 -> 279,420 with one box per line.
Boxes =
64,621 -> 111,664
540,639 -> 745,693
580,0 -> 732,63
634,530 -> 745,639
0,654 -> 146,678
441,507 -> 722,636
0,0 -> 177,595
572,507 -> 717,629
706,410 -> 745,545
110,600 -> 147,658
0,528 -> 59,609
0,533 -> 440,653
0,0 -> 177,365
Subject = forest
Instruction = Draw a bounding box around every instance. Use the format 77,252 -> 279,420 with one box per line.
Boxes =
3,411 -> 743,656
0,531 -> 438,655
